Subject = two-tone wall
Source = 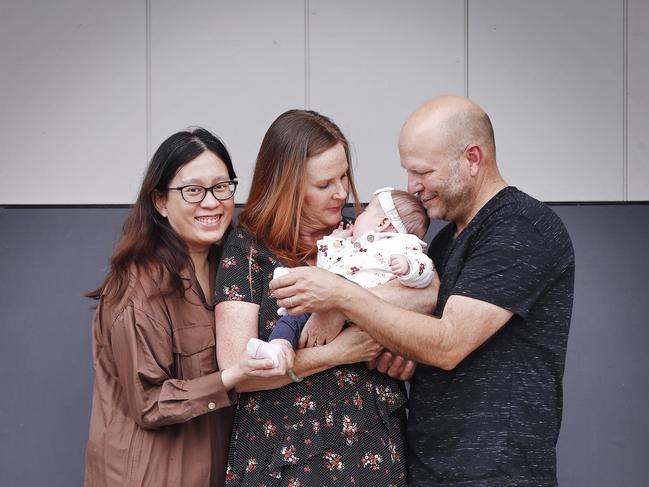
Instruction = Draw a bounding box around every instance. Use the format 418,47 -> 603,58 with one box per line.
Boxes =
1,2 -> 648,486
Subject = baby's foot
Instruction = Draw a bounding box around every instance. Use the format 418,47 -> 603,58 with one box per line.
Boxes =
246,338 -> 282,367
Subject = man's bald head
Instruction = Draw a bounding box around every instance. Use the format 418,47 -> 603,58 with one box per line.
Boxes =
400,95 -> 496,162
399,95 -> 506,230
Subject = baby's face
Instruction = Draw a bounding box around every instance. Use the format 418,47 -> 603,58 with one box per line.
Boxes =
352,197 -> 387,239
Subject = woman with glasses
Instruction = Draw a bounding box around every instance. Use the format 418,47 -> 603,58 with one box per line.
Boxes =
84,128 -> 281,487
214,110 -> 411,486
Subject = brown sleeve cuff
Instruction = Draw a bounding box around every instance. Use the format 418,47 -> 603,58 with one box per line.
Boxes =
188,371 -> 237,415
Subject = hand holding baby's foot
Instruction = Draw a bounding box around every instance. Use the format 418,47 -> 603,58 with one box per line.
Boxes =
246,337 -> 295,371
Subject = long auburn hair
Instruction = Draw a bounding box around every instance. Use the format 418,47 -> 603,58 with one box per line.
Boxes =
87,127 -> 237,303
238,109 -> 361,267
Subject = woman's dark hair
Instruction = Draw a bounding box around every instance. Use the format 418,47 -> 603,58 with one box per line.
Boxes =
87,127 -> 236,302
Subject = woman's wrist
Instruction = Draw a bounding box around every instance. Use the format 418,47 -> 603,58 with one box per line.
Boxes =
320,341 -> 343,369
286,369 -> 303,382
292,344 -> 338,377
220,364 -> 244,390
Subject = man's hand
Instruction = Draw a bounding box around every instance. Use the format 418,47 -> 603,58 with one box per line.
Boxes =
269,266 -> 355,315
366,350 -> 417,381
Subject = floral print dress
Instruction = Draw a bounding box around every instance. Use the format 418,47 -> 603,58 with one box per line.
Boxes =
214,227 -> 408,487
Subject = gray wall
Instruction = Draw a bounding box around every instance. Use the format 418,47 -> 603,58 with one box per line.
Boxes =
1,204 -> 648,486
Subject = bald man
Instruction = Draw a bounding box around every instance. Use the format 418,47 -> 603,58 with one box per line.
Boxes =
270,95 -> 575,486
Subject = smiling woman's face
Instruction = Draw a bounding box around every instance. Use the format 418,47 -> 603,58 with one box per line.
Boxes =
302,142 -> 350,234
154,150 -> 234,256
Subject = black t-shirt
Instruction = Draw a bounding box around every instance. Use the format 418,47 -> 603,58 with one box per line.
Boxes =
408,187 -> 575,487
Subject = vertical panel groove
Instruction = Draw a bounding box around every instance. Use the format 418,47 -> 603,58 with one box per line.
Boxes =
304,0 -> 310,109
145,0 -> 152,162
464,0 -> 469,97
623,0 -> 628,201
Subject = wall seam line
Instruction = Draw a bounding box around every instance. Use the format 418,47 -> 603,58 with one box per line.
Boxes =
464,0 -> 469,98
304,0 -> 311,109
145,0 -> 152,163
623,0 -> 628,201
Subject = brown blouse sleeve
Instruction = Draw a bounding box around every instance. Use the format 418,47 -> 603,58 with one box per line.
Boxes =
109,303 -> 236,429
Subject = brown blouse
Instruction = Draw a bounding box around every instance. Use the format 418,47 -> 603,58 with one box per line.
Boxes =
84,263 -> 236,487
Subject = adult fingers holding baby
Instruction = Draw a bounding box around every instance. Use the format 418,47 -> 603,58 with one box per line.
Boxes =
328,325 -> 383,364
269,266 -> 354,315
239,342 -> 293,377
367,350 -> 417,381
298,309 -> 347,348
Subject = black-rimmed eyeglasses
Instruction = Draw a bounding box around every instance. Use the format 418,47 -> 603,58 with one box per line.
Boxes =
167,180 -> 238,203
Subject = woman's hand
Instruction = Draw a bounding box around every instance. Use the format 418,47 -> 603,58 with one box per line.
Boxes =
238,356 -> 279,375
298,310 -> 346,348
325,325 -> 382,366
222,347 -> 291,390
238,339 -> 294,377
268,339 -> 296,370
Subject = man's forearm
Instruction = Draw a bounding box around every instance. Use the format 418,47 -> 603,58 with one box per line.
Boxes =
270,267 -> 447,366
368,277 -> 438,314
334,284 -> 453,368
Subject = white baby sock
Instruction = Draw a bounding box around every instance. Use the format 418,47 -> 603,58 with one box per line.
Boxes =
246,337 -> 282,367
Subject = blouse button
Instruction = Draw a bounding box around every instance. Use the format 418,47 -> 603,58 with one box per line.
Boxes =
366,234 -> 375,243
208,402 -> 216,410
353,242 -> 361,249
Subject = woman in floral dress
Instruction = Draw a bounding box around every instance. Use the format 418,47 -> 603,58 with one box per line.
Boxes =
214,110 -> 411,486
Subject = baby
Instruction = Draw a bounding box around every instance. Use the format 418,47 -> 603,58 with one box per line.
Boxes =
247,187 -> 434,367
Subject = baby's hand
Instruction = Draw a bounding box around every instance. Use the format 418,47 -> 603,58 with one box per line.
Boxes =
330,221 -> 353,239
389,254 -> 410,276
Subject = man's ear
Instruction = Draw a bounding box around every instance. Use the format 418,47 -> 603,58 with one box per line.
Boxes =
465,144 -> 483,176
152,190 -> 168,218
375,216 -> 392,232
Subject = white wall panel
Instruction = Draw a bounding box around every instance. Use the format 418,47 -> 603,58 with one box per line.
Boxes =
309,0 -> 465,201
469,0 -> 624,201
628,0 -> 649,201
150,0 -> 305,204
1,2 -> 645,205
0,1 -> 146,204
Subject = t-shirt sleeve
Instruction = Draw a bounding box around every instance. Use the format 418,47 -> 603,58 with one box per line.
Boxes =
214,230 -> 263,305
452,215 -> 555,319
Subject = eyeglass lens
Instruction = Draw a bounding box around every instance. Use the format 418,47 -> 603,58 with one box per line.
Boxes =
181,183 -> 235,202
